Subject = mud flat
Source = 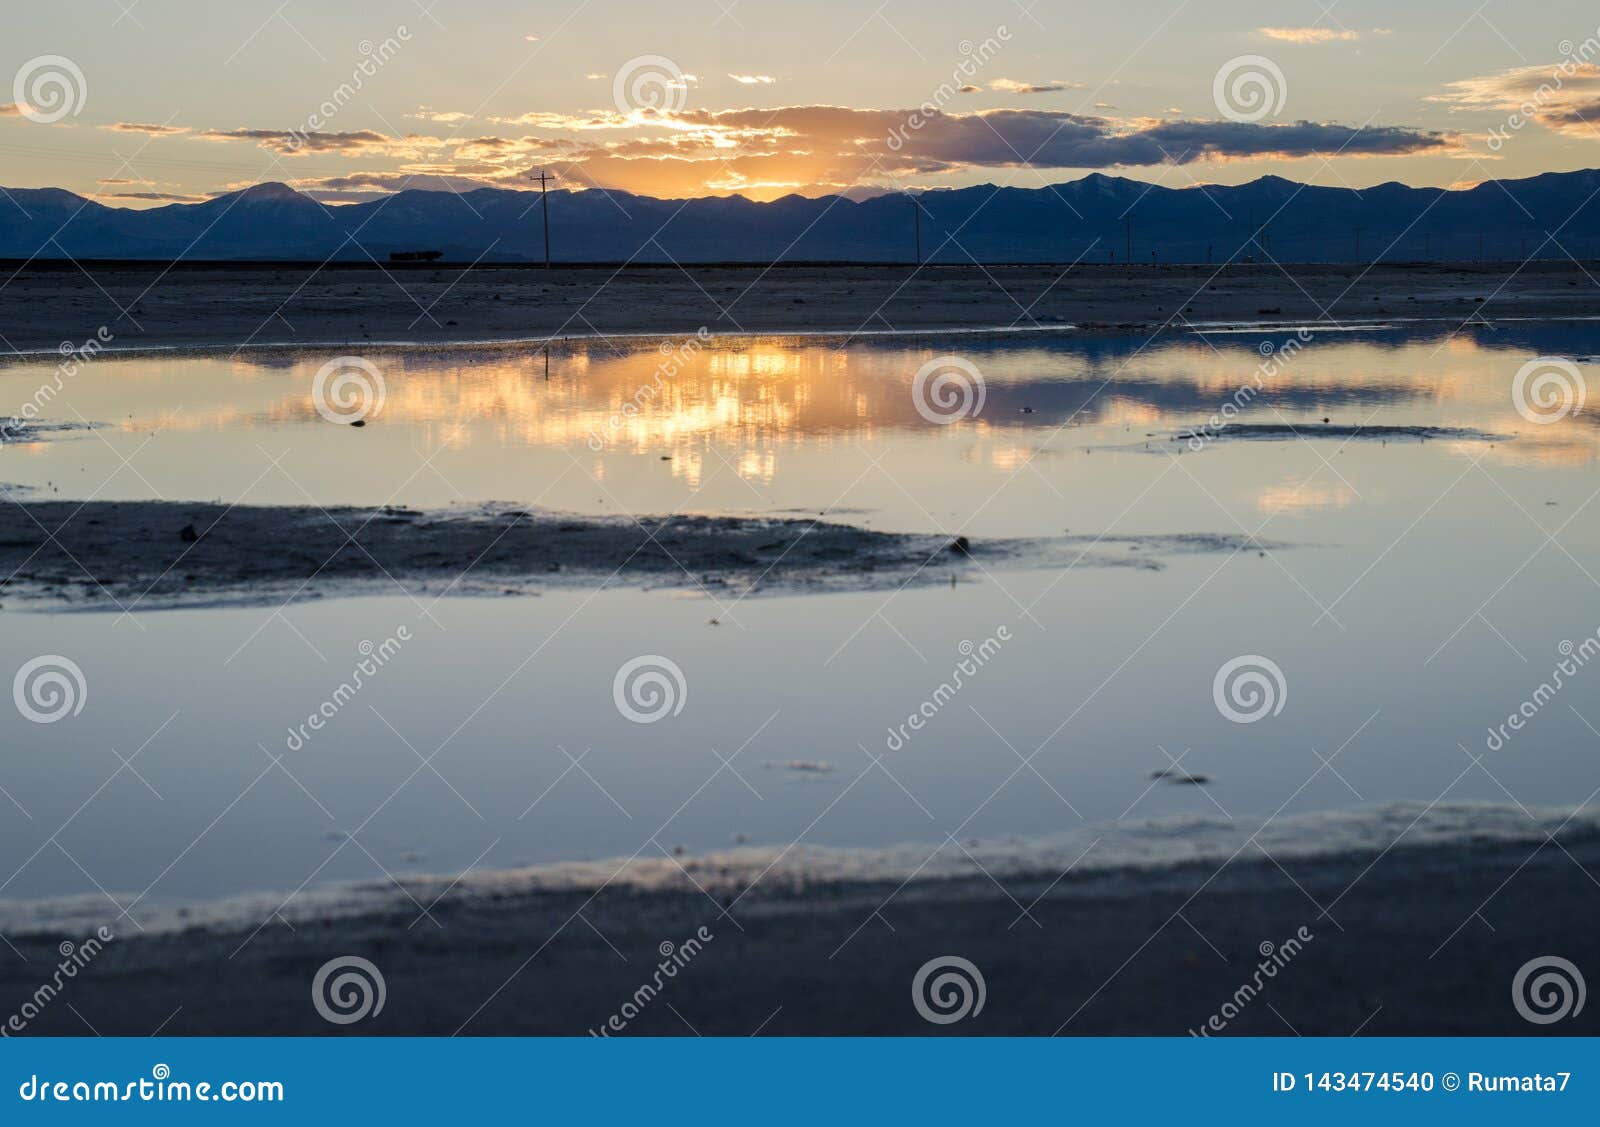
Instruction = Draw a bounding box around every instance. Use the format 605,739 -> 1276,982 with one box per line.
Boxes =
0,496 -> 1289,608
0,261 -> 1592,353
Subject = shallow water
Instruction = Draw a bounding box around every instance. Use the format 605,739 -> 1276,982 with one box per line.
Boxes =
1,325 -> 1597,922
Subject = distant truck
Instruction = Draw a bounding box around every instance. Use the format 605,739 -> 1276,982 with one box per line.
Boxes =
388,250 -> 444,262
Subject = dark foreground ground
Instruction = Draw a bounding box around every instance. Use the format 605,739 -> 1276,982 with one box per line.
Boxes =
0,261 -> 1592,353
4,830 -> 1596,1036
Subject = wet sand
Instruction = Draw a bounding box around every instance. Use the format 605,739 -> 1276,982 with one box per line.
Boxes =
3,824 -> 1595,1035
0,261 -> 1589,353
0,497 -> 1284,608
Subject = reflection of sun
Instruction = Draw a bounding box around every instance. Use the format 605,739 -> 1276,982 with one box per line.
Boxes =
142,333 -> 1596,474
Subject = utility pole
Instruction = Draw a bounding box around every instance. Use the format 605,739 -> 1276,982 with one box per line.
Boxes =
909,194 -> 923,265
528,170 -> 555,267
1353,225 -> 1366,263
1478,231 -> 1485,262
1124,214 -> 1132,268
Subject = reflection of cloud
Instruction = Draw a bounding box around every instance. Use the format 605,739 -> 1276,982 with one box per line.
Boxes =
1256,480 -> 1356,514
1431,63 -> 1600,137
66,330 -> 1600,497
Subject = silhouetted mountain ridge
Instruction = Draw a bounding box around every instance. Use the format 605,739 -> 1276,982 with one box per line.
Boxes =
5,170 -> 1600,263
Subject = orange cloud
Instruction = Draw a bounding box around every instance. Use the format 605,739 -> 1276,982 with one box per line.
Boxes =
1256,27 -> 1363,44
1431,62 -> 1600,137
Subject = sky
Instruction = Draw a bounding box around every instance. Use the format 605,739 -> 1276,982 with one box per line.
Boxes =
3,0 -> 1599,207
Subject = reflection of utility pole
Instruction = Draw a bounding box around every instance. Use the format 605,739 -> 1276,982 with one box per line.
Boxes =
528,170 -> 555,267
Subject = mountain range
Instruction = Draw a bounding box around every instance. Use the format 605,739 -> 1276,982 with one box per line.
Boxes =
5,169 -> 1600,264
